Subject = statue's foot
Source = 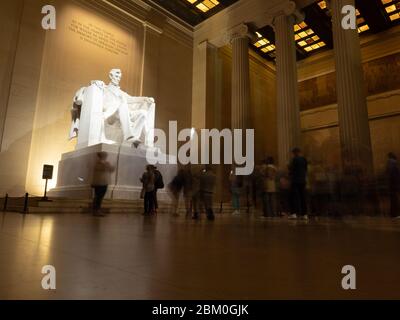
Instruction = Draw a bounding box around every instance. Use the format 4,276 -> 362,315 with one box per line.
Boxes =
101,139 -> 116,145
130,139 -> 142,149
126,136 -> 147,149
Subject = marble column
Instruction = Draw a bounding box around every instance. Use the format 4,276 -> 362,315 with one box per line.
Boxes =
230,24 -> 251,130
331,0 -> 373,173
273,7 -> 301,167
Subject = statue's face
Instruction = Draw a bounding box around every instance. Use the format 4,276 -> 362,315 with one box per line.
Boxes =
109,69 -> 122,86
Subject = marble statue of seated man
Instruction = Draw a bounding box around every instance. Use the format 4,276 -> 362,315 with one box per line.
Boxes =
69,69 -> 155,149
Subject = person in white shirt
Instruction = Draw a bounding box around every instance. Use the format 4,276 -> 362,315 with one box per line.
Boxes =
92,152 -> 115,216
261,157 -> 278,217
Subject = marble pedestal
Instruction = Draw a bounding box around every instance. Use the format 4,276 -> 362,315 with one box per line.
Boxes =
48,144 -> 177,200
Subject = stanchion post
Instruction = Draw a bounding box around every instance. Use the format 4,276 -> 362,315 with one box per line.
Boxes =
41,165 -> 54,202
42,178 -> 49,201
23,193 -> 29,214
247,186 -> 250,214
3,194 -> 8,212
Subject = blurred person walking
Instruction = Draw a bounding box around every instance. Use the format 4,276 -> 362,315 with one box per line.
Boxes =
191,165 -> 202,220
153,167 -> 165,214
182,166 -> 193,217
387,152 -> 400,218
92,152 -> 115,217
340,165 -> 362,216
289,148 -> 309,220
230,167 -> 244,215
278,169 -> 291,217
261,157 -> 278,217
198,165 -> 216,221
311,162 -> 329,216
326,166 -> 340,217
168,168 -> 184,216
141,165 -> 156,216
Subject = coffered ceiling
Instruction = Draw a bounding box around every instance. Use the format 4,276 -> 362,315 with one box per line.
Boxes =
143,0 -> 400,61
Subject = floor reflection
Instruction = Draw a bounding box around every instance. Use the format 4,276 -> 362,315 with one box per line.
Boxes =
0,212 -> 399,299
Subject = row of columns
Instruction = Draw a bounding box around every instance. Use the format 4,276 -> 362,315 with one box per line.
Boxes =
228,0 -> 373,173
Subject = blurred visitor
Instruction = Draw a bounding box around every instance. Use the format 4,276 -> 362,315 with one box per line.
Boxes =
199,165 -> 216,221
182,166 -> 193,217
278,168 -> 291,217
191,165 -> 202,220
92,152 -> 115,217
168,168 -> 184,216
289,148 -> 309,220
141,165 -> 156,216
310,162 -> 329,216
326,166 -> 340,217
153,167 -> 165,214
230,167 -> 244,215
339,165 -> 362,216
261,157 -> 278,217
386,152 -> 400,218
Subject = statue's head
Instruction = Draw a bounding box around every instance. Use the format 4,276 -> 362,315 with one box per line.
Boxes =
109,68 -> 122,86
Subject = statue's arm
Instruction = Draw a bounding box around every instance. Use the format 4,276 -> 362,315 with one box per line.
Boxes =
69,88 -> 85,140
71,103 -> 81,121
126,94 -> 155,104
73,87 -> 86,107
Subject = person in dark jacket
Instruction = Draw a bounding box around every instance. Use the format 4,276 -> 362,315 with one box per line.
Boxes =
198,165 -> 216,221
168,169 -> 184,216
387,152 -> 400,218
289,147 -> 309,220
153,167 -> 164,214
182,166 -> 193,217
141,165 -> 156,216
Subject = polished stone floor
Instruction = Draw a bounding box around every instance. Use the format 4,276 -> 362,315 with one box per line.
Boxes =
0,211 -> 399,300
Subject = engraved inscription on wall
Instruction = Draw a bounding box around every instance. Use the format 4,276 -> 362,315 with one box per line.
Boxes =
68,19 -> 128,56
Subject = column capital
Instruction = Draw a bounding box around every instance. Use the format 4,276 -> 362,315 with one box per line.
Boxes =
197,40 -> 216,50
265,0 -> 304,27
224,23 -> 255,45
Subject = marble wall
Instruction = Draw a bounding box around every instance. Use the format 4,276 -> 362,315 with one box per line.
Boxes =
0,0 -> 193,196
299,52 -> 400,112
299,50 -> 400,173
0,0 -> 47,196
1,0 -> 399,198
